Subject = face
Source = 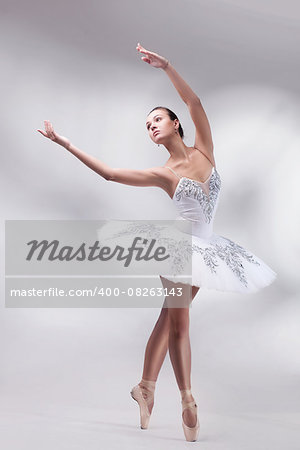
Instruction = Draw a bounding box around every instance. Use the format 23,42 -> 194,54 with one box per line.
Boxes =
146,109 -> 178,143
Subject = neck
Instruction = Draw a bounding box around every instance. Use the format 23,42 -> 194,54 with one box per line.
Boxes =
163,135 -> 190,163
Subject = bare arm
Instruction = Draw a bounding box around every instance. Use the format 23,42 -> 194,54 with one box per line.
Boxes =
37,120 -> 168,189
137,43 -> 214,160
164,63 -> 214,153
67,142 -> 166,188
63,141 -> 113,180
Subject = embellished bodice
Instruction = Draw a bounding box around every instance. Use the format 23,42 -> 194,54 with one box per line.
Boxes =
166,166 -> 221,239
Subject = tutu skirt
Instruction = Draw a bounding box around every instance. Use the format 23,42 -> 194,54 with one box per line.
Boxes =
96,219 -> 277,294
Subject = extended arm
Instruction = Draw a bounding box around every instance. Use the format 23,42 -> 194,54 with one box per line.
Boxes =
66,140 -> 165,188
63,141 -> 113,180
137,43 -> 215,161
37,121 -> 168,189
165,63 -> 214,159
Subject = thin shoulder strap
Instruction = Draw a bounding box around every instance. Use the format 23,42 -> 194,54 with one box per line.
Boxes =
165,166 -> 182,179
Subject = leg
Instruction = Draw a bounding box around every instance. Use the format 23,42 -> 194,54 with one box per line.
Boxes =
131,292 -> 172,426
139,278 -> 199,414
161,276 -> 200,428
141,277 -> 199,382
138,306 -> 169,414
141,306 -> 170,383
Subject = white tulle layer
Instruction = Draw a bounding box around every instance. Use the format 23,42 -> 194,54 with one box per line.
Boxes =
96,220 -> 277,294
188,233 -> 277,293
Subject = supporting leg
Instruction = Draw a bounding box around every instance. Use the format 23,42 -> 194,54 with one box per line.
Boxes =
136,277 -> 199,424
161,278 -> 200,429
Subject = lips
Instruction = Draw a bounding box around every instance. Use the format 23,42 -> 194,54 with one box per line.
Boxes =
153,131 -> 160,136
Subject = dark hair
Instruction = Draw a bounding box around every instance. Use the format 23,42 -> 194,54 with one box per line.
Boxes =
148,106 -> 184,139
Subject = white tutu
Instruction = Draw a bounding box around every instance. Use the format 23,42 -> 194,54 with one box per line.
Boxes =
96,219 -> 277,294
96,165 -> 277,294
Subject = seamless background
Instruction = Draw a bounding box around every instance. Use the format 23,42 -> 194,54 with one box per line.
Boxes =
1,0 -> 299,449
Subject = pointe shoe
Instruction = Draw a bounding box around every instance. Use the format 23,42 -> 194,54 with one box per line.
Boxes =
181,390 -> 200,442
130,379 -> 156,429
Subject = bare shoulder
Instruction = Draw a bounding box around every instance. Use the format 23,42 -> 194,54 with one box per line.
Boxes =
150,166 -> 174,188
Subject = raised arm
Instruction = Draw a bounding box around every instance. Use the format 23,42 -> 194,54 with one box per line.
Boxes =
37,120 -> 169,191
137,43 -> 214,163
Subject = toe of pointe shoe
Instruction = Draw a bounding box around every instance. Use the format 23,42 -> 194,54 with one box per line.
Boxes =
181,398 -> 200,442
182,418 -> 200,442
130,385 -> 151,429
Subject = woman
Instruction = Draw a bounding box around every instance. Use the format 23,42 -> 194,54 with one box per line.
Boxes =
38,43 -> 277,442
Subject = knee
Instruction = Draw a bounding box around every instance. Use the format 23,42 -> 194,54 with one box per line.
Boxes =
169,319 -> 189,338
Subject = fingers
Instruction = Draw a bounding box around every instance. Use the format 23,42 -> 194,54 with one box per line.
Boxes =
136,42 -> 151,56
45,119 -> 52,132
37,129 -> 48,137
136,45 -> 146,54
136,43 -> 154,65
44,120 -> 56,139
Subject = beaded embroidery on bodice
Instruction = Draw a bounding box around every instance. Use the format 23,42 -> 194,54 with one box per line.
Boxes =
165,166 -> 221,238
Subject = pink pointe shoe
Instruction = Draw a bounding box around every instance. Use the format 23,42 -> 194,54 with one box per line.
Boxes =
130,379 -> 156,429
181,389 -> 200,442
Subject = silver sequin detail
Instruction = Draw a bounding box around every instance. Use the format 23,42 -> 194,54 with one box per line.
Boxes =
174,170 -> 221,223
105,222 -> 167,240
192,237 -> 260,287
99,222 -> 261,287
99,222 -> 193,276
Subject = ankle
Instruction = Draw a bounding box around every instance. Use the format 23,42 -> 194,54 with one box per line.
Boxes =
180,388 -> 194,403
139,378 -> 156,392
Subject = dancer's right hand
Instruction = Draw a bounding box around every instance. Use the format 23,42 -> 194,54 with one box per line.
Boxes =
37,120 -> 71,149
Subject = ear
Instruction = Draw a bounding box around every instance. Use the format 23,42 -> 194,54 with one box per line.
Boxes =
174,118 -> 179,130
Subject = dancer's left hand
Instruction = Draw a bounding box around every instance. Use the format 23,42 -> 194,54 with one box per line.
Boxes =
136,42 -> 169,69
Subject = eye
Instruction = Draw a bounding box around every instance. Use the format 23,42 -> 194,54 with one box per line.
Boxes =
146,116 -> 162,130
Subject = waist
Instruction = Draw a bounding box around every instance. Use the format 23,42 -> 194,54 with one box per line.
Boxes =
173,216 -> 213,239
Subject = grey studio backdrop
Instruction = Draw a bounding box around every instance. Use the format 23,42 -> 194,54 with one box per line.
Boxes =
0,1 -> 299,449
